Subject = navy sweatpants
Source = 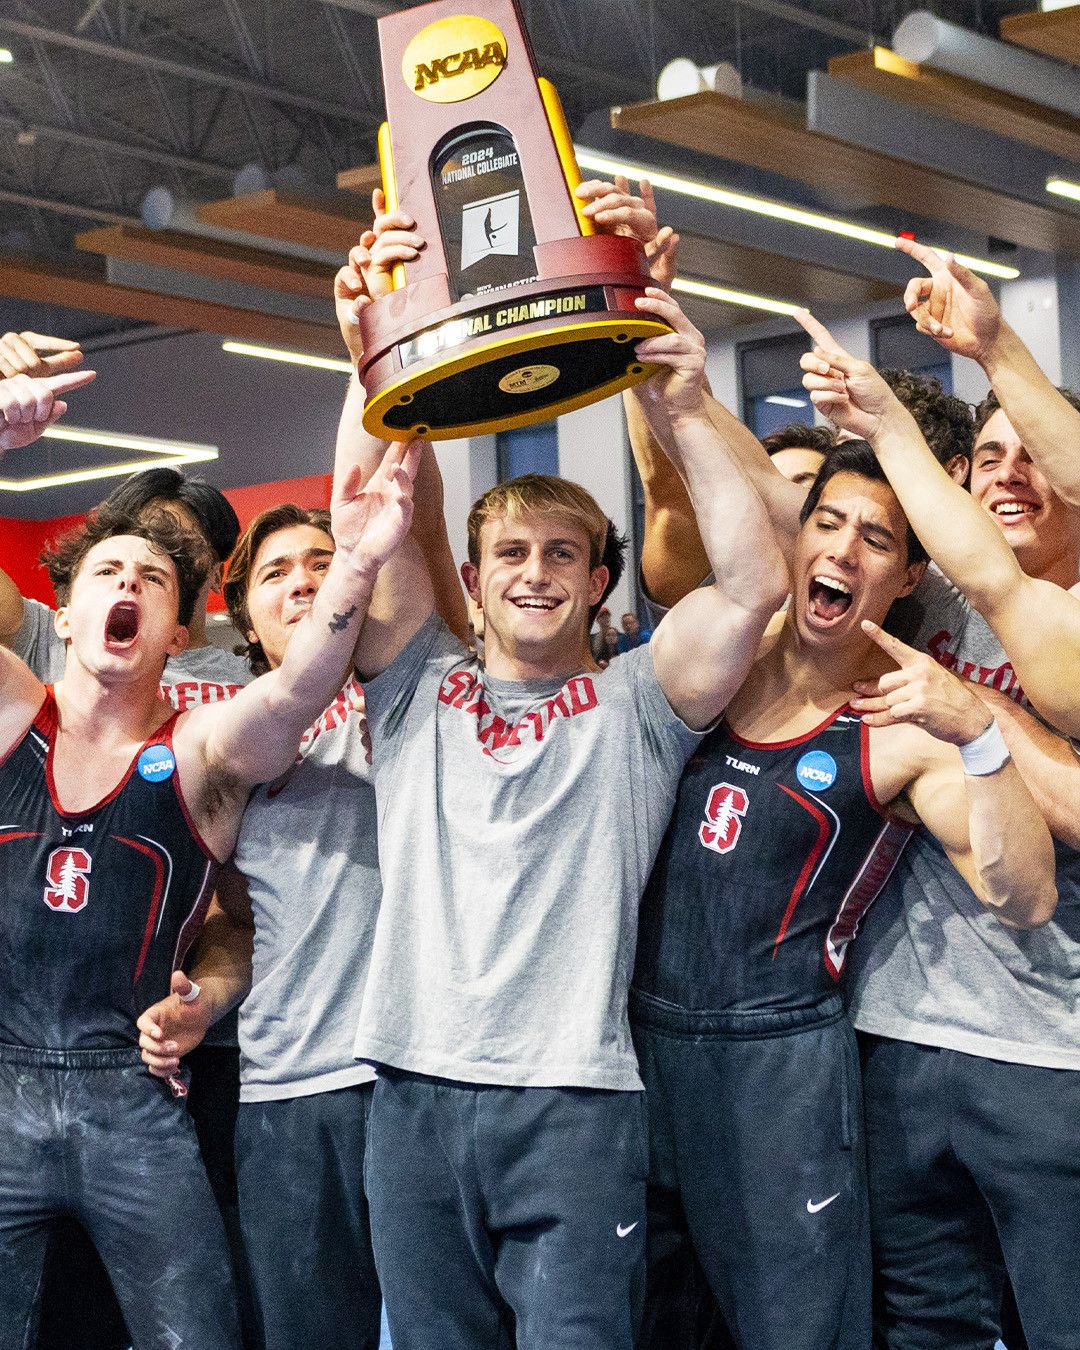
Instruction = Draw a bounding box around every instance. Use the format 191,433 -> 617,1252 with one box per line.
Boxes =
0,1045 -> 240,1350
365,1069 -> 648,1350
861,1034 -> 1080,1350
631,990 -> 871,1350
235,1082 -> 382,1350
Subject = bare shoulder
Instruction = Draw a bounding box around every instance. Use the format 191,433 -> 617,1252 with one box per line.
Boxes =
864,719 -> 947,816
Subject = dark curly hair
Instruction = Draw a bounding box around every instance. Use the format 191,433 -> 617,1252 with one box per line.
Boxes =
761,423 -> 837,457
881,369 -> 974,467
41,505 -> 213,627
223,504 -> 333,676
974,386 -> 1080,439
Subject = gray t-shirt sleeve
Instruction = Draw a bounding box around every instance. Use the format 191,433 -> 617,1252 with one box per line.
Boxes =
362,613 -> 464,741
11,598 -> 66,684
621,641 -> 705,775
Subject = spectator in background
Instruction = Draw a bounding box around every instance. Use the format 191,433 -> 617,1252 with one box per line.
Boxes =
761,422 -> 836,486
591,604 -> 617,664
617,611 -> 652,654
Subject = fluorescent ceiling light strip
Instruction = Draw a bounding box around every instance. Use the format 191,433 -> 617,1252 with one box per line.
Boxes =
1047,177 -> 1080,204
222,341 -> 352,373
672,276 -> 801,316
575,147 -> 1020,281
0,426 -> 217,493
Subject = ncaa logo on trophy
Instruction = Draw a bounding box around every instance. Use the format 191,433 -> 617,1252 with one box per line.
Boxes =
356,0 -> 670,442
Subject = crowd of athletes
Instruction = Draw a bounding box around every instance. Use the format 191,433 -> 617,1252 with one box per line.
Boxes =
0,176 -> 1076,1350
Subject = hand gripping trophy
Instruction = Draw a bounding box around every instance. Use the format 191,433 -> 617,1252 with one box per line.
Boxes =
357,0 -> 669,441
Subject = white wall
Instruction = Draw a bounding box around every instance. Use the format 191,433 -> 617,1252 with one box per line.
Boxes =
557,396 -> 635,619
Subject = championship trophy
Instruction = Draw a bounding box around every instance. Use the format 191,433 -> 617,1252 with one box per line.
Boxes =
356,0 -> 668,442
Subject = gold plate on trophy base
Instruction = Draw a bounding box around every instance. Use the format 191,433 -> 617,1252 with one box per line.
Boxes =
361,316 -> 668,441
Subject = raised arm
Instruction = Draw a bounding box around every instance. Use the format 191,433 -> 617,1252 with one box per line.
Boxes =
967,684 -> 1080,852
797,309 -> 1080,739
898,236 -> 1080,506
632,289 -> 789,731
584,177 -> 805,605
190,438 -> 422,789
854,622 -> 1057,928
0,368 -> 97,645
335,235 -> 466,645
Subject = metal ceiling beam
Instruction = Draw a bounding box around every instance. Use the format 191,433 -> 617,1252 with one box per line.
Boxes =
0,17 -> 366,123
0,111 -> 235,180
728,0 -> 877,47
0,186 -> 139,225
316,0 -> 394,18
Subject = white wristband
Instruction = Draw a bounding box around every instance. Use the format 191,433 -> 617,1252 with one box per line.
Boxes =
178,980 -> 201,1004
958,719 -> 1010,776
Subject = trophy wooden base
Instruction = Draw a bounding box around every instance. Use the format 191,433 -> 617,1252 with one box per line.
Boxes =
357,235 -> 670,442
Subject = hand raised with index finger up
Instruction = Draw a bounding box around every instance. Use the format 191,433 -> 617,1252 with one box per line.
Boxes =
896,236 -> 1002,363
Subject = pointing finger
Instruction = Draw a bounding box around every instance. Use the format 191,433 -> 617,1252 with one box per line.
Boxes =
42,368 -> 96,394
860,618 -> 918,666
792,308 -> 844,355
894,235 -> 947,273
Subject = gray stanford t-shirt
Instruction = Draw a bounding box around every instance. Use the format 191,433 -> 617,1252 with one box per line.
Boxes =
356,615 -> 702,1090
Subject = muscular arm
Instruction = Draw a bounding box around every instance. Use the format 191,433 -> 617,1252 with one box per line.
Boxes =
975,685 -> 1080,851
333,377 -> 435,678
634,292 -> 789,730
182,878 -> 254,1028
904,744 -> 1057,928
624,384 -> 805,613
855,624 -> 1057,927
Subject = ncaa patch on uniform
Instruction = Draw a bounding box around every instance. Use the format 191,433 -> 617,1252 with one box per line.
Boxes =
137,745 -> 175,783
796,750 -> 837,792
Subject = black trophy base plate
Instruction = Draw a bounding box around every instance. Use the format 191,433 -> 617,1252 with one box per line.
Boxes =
361,314 -> 668,442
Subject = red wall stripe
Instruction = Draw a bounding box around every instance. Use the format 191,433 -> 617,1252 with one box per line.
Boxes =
0,472 -> 332,609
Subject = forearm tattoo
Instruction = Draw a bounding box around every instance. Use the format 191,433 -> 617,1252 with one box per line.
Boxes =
328,605 -> 358,634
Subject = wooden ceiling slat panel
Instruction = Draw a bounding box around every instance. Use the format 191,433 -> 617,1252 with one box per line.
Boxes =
0,257 -> 342,357
612,90 -> 1080,256
829,48 -> 1080,165
677,234 -> 900,310
196,190 -> 364,256
1001,7 -> 1080,66
336,165 -> 383,198
75,226 -> 337,300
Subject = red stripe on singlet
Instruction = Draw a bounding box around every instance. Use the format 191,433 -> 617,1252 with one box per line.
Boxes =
772,786 -> 831,956
114,836 -> 165,984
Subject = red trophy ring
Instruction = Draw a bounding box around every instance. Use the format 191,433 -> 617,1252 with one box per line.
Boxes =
357,0 -> 669,442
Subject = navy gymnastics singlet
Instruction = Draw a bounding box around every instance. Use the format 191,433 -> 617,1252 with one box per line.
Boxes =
0,690 -> 219,1050
634,707 -> 913,1012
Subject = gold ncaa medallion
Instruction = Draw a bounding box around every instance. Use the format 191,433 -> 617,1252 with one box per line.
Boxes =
404,16 -> 508,103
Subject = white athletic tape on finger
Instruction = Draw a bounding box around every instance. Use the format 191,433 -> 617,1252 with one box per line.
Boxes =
178,980 -> 201,1004
959,719 -> 1010,776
